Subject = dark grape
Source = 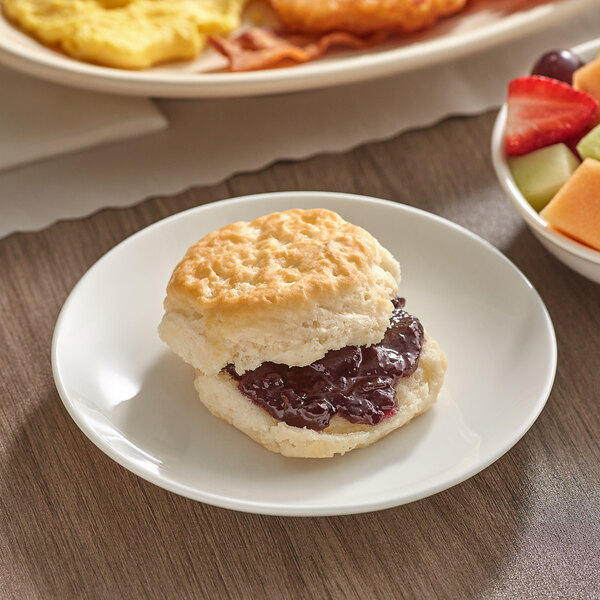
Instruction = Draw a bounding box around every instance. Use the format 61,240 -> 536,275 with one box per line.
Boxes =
531,49 -> 585,85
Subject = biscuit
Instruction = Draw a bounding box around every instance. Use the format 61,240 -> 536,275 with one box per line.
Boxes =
159,208 -> 400,375
194,336 -> 447,458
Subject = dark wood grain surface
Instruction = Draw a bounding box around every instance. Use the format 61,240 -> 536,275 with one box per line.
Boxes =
1,111 -> 599,599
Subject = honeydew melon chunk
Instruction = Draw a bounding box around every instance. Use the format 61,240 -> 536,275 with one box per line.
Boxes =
540,158 -> 600,252
576,124 -> 600,160
508,143 -> 580,212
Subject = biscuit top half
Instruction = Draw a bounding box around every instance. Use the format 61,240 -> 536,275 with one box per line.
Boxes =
168,208 -> 398,313
160,208 -> 401,374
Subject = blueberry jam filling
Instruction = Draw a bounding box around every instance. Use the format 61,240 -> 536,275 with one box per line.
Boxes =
225,297 -> 424,431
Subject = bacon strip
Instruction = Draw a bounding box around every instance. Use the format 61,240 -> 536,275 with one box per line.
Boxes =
209,28 -> 389,72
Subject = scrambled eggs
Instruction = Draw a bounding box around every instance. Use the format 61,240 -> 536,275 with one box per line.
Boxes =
3,0 -> 248,68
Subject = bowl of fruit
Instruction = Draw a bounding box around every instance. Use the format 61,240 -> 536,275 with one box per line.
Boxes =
492,40 -> 600,283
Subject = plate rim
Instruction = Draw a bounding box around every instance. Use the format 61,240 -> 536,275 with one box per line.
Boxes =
1,0 -> 596,97
52,191 -> 557,516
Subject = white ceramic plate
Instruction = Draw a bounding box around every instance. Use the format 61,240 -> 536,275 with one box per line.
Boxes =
0,0 -> 595,97
491,38 -> 600,283
52,192 -> 556,516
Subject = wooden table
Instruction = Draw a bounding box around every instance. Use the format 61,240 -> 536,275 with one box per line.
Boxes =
1,111 -> 599,599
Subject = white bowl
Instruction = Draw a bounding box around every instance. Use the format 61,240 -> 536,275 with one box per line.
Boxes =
491,39 -> 600,284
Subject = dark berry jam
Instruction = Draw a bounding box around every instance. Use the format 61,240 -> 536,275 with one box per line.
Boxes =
225,297 -> 424,431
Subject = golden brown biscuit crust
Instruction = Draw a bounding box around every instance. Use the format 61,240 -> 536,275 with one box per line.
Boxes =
168,208 -> 398,322
160,208 -> 400,375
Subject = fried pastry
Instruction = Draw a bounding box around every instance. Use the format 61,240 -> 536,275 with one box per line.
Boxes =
269,0 -> 468,34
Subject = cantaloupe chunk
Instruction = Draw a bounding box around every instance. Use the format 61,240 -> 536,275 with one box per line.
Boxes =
540,158 -> 600,251
574,57 -> 600,101
573,58 -> 600,126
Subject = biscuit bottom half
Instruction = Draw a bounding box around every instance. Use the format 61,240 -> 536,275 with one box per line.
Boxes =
194,336 -> 447,458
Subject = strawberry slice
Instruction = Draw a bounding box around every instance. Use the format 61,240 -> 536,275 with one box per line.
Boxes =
505,75 -> 598,156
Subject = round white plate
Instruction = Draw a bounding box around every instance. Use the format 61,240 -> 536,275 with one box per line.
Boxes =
52,192 -> 556,516
0,0 -> 595,97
